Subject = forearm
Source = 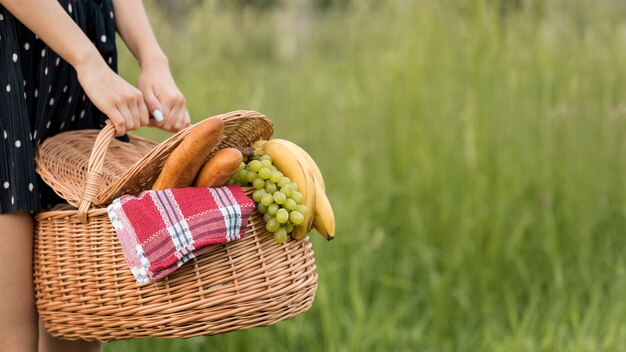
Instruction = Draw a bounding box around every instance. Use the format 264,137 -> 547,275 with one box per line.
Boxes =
113,0 -> 167,68
0,0 -> 104,70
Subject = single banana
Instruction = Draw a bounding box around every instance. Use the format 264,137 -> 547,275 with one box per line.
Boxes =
264,140 -> 317,239
312,177 -> 335,241
271,139 -> 326,191
272,139 -> 334,241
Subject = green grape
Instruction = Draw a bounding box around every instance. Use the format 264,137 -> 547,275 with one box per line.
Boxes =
246,171 -> 258,183
276,208 -> 289,224
263,213 -> 272,223
254,147 -> 265,156
261,193 -> 274,206
258,167 -> 272,180
252,177 -> 265,190
291,190 -> 303,204
285,223 -> 294,233
265,181 -> 277,194
257,203 -> 268,214
236,169 -> 248,183
296,204 -> 308,215
259,154 -> 272,163
227,179 -> 235,185
277,177 -> 291,188
253,140 -> 267,149
260,159 -> 272,169
284,199 -> 297,211
290,210 -> 304,225
266,217 -> 280,232
269,171 -> 283,183
238,162 -> 246,171
282,187 -> 293,198
288,182 -> 298,191
267,203 -> 279,216
252,189 -> 266,202
274,228 -> 287,243
273,191 -> 287,205
248,160 -> 262,172
270,165 -> 278,172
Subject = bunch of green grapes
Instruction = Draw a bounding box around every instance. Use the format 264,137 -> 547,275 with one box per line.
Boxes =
229,142 -> 308,244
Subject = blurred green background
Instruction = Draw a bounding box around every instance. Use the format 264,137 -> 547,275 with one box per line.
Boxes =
105,0 -> 626,351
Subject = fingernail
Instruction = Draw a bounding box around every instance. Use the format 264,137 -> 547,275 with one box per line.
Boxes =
152,109 -> 164,122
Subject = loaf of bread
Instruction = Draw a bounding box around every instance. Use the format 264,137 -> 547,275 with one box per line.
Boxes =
193,148 -> 243,188
152,118 -> 224,190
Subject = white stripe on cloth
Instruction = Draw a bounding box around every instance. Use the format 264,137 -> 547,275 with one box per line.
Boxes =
152,189 -> 195,251
176,251 -> 196,268
131,267 -> 149,284
108,198 -> 146,283
210,187 -> 243,242
134,244 -> 151,283
107,199 -> 123,230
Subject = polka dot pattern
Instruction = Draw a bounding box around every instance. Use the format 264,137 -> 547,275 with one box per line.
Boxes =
0,1 -> 118,213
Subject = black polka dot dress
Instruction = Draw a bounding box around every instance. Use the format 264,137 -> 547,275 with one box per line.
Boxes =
0,0 -> 117,214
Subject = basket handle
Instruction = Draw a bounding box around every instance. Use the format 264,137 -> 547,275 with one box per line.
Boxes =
77,123 -> 117,224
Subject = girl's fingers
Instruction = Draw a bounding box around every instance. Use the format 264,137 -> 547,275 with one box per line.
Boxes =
143,89 -> 163,123
168,102 -> 185,132
117,104 -> 135,131
173,107 -> 190,132
131,89 -> 149,127
128,100 -> 142,129
107,109 -> 127,136
183,109 -> 191,129
160,102 -> 173,129
138,100 -> 150,127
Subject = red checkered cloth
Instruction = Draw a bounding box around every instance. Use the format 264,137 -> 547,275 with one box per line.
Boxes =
107,185 -> 255,284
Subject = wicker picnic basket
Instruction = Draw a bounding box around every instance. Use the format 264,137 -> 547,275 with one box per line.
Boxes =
33,111 -> 318,341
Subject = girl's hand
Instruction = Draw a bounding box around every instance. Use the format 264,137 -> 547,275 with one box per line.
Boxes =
137,61 -> 191,133
75,54 -> 149,136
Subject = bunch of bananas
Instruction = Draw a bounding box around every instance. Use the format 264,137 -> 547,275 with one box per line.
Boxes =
230,139 -> 335,242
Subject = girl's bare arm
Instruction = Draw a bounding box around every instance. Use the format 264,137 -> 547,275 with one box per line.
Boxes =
0,0 -> 149,136
114,0 -> 190,132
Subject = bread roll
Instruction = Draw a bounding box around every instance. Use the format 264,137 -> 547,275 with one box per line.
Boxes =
193,148 -> 243,188
152,118 -> 224,190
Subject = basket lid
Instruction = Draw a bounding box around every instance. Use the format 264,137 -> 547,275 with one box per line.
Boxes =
36,110 -> 273,209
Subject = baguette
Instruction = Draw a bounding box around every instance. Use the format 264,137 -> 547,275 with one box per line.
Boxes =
193,148 -> 243,188
152,118 -> 224,190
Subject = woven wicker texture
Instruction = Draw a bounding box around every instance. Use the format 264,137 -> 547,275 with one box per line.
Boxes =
34,203 -> 317,341
33,111 -> 317,341
35,128 -> 157,208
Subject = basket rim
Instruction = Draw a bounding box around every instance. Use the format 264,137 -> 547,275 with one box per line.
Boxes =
35,110 -> 273,222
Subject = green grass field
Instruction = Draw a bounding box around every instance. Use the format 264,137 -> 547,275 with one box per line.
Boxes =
105,1 -> 626,350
